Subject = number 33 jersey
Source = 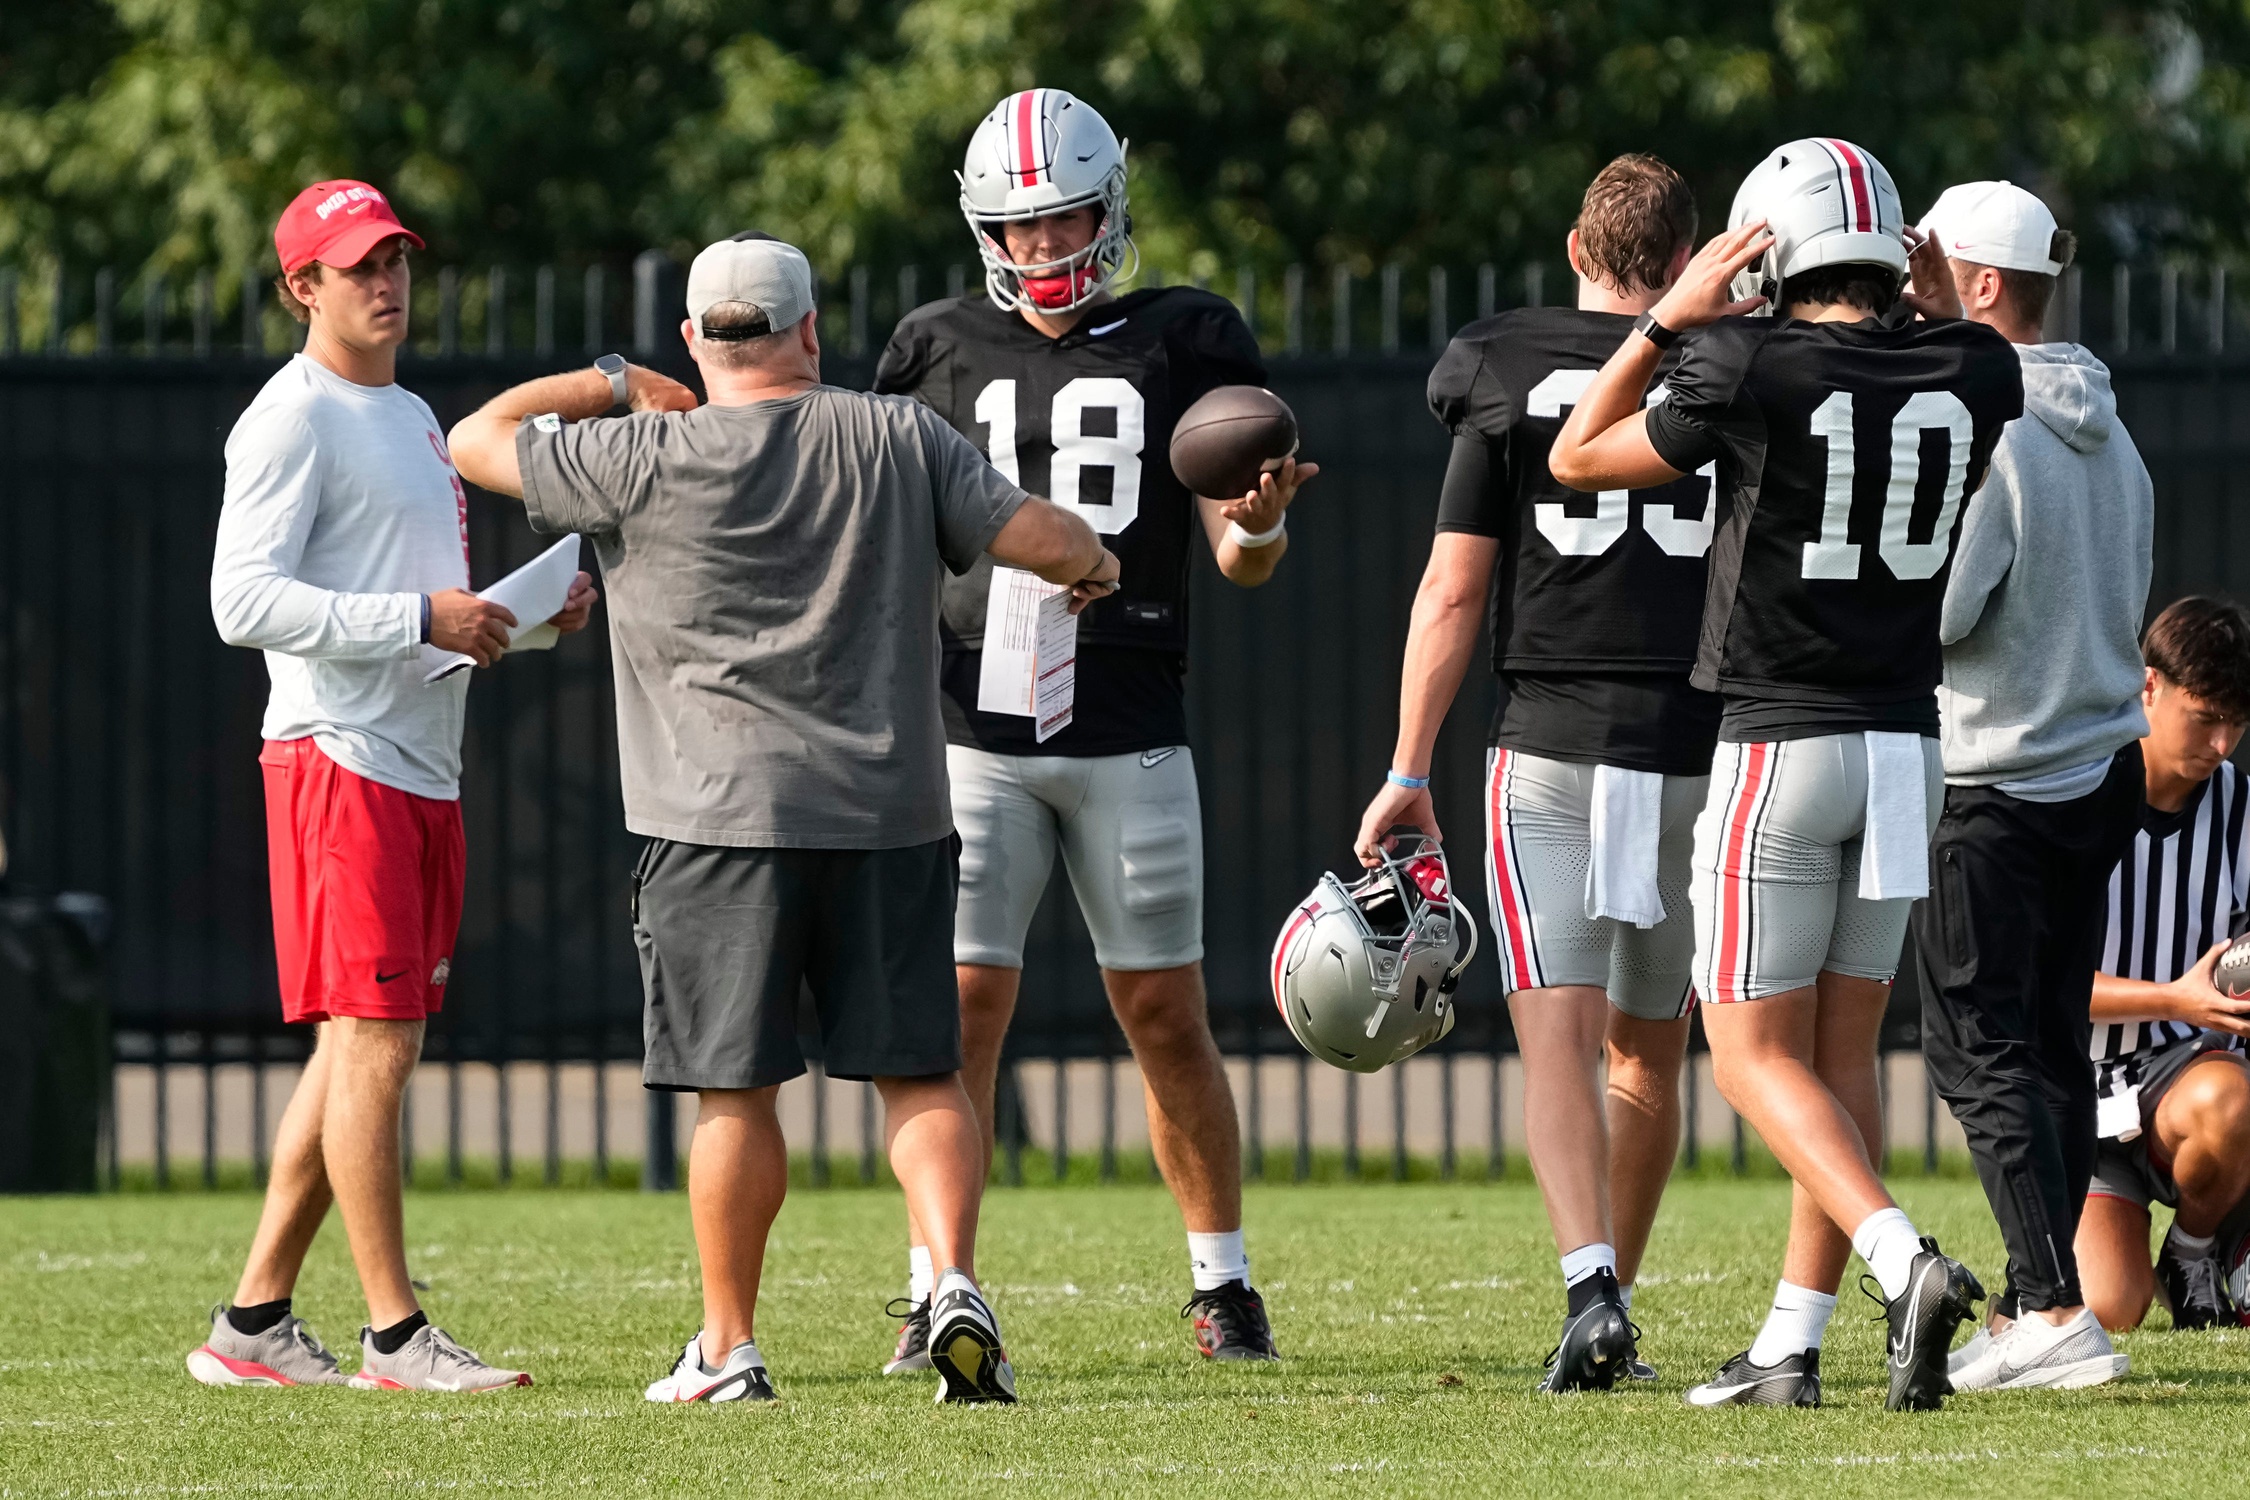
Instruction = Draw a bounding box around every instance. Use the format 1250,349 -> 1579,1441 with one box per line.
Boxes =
875,287 -> 1264,754
1644,309 -> 2024,742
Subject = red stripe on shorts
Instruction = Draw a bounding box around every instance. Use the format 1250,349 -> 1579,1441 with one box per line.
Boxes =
1715,742 -> 1771,1003
1488,750 -> 1536,992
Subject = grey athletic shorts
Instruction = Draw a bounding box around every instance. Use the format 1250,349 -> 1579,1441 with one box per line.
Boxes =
1691,733 -> 1943,1004
2089,1035 -> 2246,1210
948,743 -> 1203,972
1483,748 -> 1706,1020
633,836 -> 962,1091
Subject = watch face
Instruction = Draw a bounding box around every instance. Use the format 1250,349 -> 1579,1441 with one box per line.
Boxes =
595,354 -> 625,375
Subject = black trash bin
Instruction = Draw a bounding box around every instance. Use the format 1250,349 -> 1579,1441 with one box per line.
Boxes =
0,895 -> 112,1193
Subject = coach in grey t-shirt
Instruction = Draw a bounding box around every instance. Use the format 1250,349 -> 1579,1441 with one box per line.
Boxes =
449,236 -> 1117,1404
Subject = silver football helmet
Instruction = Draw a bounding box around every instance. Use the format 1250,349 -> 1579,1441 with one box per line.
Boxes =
1271,832 -> 1478,1074
1727,137 -> 1907,312
958,88 -> 1136,314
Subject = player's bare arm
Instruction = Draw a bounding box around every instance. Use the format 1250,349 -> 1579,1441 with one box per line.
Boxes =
1549,220 -> 1771,492
2092,940 -> 2250,1038
986,498 -> 1120,613
1353,532 -> 1497,865
447,363 -> 699,498
1194,456 -> 1319,587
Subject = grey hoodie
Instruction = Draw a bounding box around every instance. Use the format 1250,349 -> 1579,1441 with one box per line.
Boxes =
1938,342 -> 2152,785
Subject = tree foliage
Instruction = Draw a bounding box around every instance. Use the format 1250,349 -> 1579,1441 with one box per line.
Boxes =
3,0 -> 2245,286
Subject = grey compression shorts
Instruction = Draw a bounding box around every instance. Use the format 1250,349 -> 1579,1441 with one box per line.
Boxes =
948,743 -> 1203,972
1482,747 -> 1707,1020
1691,732 -> 1943,1004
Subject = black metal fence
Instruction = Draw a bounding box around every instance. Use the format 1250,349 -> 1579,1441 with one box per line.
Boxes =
6,252 -> 2248,1187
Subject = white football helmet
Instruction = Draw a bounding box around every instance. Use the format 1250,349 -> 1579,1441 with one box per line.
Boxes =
958,88 -> 1136,314
1727,137 -> 1907,312
1271,832 -> 1478,1074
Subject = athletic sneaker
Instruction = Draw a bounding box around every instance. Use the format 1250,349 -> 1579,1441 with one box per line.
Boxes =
1538,1275 -> 1633,1393
927,1268 -> 1016,1404
883,1297 -> 933,1374
644,1334 -> 778,1403
349,1323 -> 531,1393
1875,1238 -> 1983,1412
1684,1348 -> 1821,1407
1948,1308 -> 2127,1392
1183,1280 -> 1280,1361
2155,1235 -> 2234,1330
1947,1323 -> 1994,1377
185,1304 -> 347,1387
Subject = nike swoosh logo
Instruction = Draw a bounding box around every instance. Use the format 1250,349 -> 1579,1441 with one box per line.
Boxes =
1089,318 -> 1127,337
1140,747 -> 1179,768
376,969 -> 407,984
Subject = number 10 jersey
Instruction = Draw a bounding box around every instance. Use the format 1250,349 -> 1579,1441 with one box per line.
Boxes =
1645,309 -> 2024,743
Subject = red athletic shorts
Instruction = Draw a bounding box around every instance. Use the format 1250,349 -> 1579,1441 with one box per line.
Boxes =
260,738 -> 464,1024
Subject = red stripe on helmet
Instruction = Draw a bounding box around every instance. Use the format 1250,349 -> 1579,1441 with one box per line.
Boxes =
1015,90 -> 1040,188
1823,138 -> 1873,234
1272,904 -> 1316,1016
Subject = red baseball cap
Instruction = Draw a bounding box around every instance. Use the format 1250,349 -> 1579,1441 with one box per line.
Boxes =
273,180 -> 424,273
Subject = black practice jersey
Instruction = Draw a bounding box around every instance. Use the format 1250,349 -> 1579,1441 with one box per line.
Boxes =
1644,309 -> 2023,742
875,287 -> 1265,755
1429,307 -> 1721,775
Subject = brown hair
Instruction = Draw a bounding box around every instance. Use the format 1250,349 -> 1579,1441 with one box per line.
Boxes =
2144,595 -> 2250,720
274,264 -> 321,325
1574,155 -> 1697,295
1955,229 -> 2078,328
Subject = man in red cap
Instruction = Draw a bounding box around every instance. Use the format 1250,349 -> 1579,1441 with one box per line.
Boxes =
188,180 -> 600,1393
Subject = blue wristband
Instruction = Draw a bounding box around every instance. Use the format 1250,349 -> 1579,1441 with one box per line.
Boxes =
420,594 -> 432,644
1387,769 -> 1430,790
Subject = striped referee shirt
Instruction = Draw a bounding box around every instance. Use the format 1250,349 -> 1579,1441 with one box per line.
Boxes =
2093,759 -> 2250,1109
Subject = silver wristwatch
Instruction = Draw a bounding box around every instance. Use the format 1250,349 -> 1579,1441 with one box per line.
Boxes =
594,353 -> 629,411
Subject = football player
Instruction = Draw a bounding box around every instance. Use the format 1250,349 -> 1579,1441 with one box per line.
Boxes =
1549,138 -> 2023,1411
1353,155 -> 1712,1392
874,88 -> 1313,1366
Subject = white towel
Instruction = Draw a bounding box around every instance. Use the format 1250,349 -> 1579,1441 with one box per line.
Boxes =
1858,731 -> 1931,902
1586,765 -> 1666,928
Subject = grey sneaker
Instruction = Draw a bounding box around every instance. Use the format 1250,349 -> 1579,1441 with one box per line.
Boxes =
1948,1307 -> 2127,1392
186,1304 -> 347,1387
350,1323 -> 531,1393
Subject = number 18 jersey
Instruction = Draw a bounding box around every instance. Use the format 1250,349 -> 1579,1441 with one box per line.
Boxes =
1644,309 -> 2023,742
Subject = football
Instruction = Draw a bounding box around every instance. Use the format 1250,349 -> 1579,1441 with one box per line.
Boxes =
1170,385 -> 1299,500
2216,931 -> 2250,998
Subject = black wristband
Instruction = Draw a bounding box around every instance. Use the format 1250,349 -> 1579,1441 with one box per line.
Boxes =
1633,310 -> 1680,350
420,594 -> 432,644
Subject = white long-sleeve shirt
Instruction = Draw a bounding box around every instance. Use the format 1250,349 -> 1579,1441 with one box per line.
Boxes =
212,355 -> 472,799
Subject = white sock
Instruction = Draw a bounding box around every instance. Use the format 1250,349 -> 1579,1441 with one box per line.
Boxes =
1618,1282 -> 1634,1311
2167,1224 -> 2216,1257
1188,1230 -> 1249,1292
1747,1280 -> 1837,1365
908,1245 -> 934,1306
1852,1207 -> 1924,1301
1558,1241 -> 1617,1288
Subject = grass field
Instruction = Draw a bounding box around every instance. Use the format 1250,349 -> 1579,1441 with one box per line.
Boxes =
5,1176 -> 2247,1497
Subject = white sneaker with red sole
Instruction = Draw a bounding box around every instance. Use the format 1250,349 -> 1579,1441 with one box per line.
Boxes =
349,1322 -> 530,1392
185,1304 -> 348,1387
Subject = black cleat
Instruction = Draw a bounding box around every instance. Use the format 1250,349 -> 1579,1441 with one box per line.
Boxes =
1684,1348 -> 1820,1407
1539,1274 -> 1633,1393
882,1297 -> 932,1374
2154,1235 -> 2233,1330
1184,1280 -> 1280,1361
1876,1237 -> 1983,1412
928,1272 -> 1016,1404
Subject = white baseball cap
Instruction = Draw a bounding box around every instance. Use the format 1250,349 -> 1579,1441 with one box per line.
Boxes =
1918,181 -> 2069,276
685,237 -> 815,339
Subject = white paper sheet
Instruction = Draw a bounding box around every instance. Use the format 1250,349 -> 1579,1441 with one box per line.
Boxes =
975,565 -> 1076,742
420,534 -> 583,683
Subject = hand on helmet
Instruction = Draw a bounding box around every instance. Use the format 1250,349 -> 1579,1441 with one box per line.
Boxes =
1899,225 -> 1964,322
1651,220 -> 1776,332
1355,781 -> 1440,868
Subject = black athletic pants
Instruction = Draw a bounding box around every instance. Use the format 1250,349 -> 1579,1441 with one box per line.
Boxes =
1911,743 -> 2143,1312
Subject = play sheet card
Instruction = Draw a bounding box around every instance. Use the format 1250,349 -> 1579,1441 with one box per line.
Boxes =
419,535 -> 582,683
975,565 -> 1076,742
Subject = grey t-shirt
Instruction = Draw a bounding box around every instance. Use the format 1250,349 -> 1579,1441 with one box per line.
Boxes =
517,385 -> 1028,849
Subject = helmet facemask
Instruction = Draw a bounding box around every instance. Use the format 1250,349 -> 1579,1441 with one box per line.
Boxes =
960,162 -> 1137,315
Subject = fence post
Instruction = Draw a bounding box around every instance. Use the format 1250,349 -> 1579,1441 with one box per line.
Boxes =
2061,264 -> 2082,344
1245,1031 -> 1265,1182
535,266 -> 556,356
1488,1049 -> 1503,1179
0,266 -> 15,354
193,270 -> 212,357
2211,265 -> 2227,352
2161,265 -> 2179,353
1730,1110 -> 1746,1175
594,1059 -> 610,1184
897,265 -> 920,321
1428,266 -> 1448,350
583,264 -> 605,354
251,1037 -> 270,1186
1477,263 -> 1496,321
154,1033 -> 170,1188
1001,1063 -> 1024,1185
1236,267 -> 1258,342
241,268 -> 260,353
201,1037 -> 217,1189
1294,1053 -> 1311,1181
642,1090 -> 675,1189
438,267 -> 460,355
2112,265 -> 2131,351
1390,1068 -> 1408,1181
1100,1053 -> 1118,1182
49,265 -> 67,354
95,268 -> 115,354
144,271 -> 165,355
947,264 -> 966,301
486,267 -> 507,356
633,251 -> 666,356
1052,1060 -> 1069,1182
447,1058 -> 463,1184
811,1064 -> 830,1187
1284,264 -> 1304,353
1683,1048 -> 1700,1169
1524,263 -> 1545,309
1924,1059 -> 1939,1174
1343,1071 -> 1360,1177
496,1061 -> 512,1185
860,1082 -> 878,1185
1330,267 -> 1352,355
849,265 -> 869,356
544,1061 -> 561,1186
1380,263 -> 1400,353
1440,1052 -> 1456,1180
